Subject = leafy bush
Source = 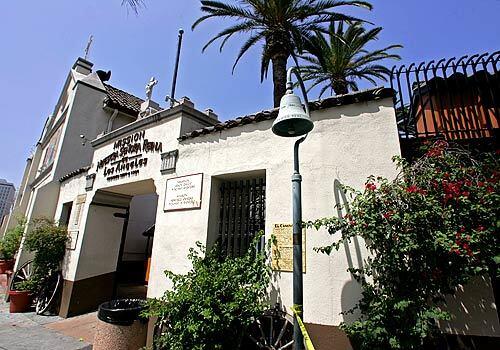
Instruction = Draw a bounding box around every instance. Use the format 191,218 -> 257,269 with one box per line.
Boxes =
14,218 -> 68,293
143,233 -> 271,350
309,141 -> 499,349
0,217 -> 26,260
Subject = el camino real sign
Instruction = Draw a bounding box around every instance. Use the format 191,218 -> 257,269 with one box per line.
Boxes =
96,130 -> 162,181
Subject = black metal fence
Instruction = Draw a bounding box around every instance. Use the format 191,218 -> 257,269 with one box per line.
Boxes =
217,178 -> 266,257
390,52 -> 500,143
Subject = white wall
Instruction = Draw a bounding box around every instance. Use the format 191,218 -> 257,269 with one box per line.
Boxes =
54,83 -> 111,180
74,204 -> 127,281
55,173 -> 87,280
141,98 -> 402,329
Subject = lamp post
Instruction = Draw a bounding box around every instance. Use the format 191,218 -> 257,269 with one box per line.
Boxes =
272,67 -> 314,350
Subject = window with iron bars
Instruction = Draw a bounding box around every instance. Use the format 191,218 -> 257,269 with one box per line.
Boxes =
161,150 -> 179,174
217,177 -> 265,258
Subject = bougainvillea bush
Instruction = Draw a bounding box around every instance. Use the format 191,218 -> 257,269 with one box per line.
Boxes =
309,141 -> 499,349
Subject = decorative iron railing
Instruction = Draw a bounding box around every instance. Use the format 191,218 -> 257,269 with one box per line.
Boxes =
390,52 -> 500,141
218,178 -> 266,258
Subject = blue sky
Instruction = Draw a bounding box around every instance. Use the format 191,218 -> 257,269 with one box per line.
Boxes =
1,0 -> 499,186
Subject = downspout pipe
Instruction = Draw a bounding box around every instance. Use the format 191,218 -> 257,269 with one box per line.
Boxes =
106,109 -> 119,134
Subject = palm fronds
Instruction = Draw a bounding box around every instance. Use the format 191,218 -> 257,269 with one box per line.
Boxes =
300,21 -> 402,96
193,0 -> 373,106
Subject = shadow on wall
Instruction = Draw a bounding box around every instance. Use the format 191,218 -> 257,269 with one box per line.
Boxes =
333,179 -> 365,325
439,275 -> 500,337
269,270 -> 283,310
179,120 -> 273,147
313,103 -> 382,122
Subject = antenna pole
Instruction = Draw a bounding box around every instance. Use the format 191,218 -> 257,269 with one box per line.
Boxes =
170,29 -> 184,107
84,35 -> 94,60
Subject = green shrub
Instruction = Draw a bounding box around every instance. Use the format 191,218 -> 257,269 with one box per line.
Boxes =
143,233 -> 271,350
14,218 -> 68,293
309,141 -> 499,349
0,217 -> 26,260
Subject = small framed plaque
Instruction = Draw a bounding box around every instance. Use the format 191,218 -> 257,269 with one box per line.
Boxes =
164,173 -> 203,211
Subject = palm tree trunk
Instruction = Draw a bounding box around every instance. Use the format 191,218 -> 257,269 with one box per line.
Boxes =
271,53 -> 288,107
332,80 -> 349,96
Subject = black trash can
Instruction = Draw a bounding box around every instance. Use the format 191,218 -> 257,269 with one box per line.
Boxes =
94,299 -> 148,350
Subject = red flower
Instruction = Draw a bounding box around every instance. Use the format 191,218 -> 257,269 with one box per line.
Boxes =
383,211 -> 394,220
365,183 -> 377,191
442,181 -> 463,202
406,185 -> 418,193
449,247 -> 461,256
426,141 -> 448,157
426,148 -> 443,157
476,226 -> 485,232
406,185 -> 427,195
435,140 -> 448,148
462,243 -> 473,257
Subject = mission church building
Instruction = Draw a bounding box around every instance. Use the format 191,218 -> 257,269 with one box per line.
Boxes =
4,57 -> 499,349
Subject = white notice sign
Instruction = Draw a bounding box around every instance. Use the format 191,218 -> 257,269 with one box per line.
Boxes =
164,173 -> 203,211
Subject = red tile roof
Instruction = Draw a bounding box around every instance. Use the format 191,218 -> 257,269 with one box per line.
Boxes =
103,83 -> 144,116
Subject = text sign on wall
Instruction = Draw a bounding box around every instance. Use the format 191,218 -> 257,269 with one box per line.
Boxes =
271,223 -> 306,272
96,130 -> 163,182
164,173 -> 203,211
66,194 -> 86,250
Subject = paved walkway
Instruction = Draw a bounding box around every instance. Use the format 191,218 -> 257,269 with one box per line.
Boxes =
0,275 -> 95,350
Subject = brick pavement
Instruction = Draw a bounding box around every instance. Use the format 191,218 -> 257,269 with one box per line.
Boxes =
0,274 -> 94,350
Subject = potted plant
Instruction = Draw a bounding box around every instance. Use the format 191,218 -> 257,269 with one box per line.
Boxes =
8,218 -> 67,313
8,278 -> 36,313
0,217 -> 25,274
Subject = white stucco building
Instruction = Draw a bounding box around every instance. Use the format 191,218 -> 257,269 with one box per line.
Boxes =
5,57 -> 499,349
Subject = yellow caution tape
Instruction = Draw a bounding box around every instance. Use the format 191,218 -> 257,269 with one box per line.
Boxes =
290,305 -> 316,350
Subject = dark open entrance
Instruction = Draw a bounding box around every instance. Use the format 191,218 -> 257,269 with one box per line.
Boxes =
115,192 -> 158,299
59,180 -> 158,317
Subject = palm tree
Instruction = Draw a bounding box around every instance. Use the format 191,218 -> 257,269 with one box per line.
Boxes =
122,0 -> 144,14
300,21 -> 402,96
192,0 -> 373,107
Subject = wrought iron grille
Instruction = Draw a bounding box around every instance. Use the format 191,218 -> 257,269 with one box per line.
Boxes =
390,52 -> 500,142
161,150 -> 179,173
217,177 -> 266,257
